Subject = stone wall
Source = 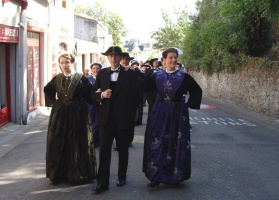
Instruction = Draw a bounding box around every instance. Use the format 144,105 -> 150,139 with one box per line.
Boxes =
191,59 -> 279,118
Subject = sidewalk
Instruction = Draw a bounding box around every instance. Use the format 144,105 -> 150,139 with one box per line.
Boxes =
0,107 -> 51,158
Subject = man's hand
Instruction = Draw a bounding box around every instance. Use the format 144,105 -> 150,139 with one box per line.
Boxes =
102,89 -> 112,98
124,65 -> 130,71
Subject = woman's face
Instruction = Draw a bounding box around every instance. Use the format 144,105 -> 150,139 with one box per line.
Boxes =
91,65 -> 101,77
59,56 -> 73,75
164,52 -> 177,71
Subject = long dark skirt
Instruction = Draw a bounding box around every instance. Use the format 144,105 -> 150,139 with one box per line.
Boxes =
143,100 -> 191,184
46,100 -> 97,184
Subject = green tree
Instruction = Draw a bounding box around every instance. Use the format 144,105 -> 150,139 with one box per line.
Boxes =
182,0 -> 249,73
220,0 -> 279,56
75,1 -> 127,45
181,0 -> 279,74
151,8 -> 189,52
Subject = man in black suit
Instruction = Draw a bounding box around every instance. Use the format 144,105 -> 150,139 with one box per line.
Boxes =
111,52 -> 135,151
92,46 -> 141,194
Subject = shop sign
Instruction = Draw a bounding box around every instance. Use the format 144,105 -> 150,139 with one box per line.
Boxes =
27,18 -> 45,32
0,25 -> 19,43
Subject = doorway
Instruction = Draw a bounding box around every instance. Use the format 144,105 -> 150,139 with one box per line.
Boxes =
0,44 -> 10,126
27,32 -> 40,111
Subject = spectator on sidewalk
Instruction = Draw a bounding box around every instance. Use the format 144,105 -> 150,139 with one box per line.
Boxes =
44,52 -> 97,185
142,47 -> 202,188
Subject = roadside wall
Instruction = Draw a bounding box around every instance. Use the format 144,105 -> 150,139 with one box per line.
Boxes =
191,59 -> 279,118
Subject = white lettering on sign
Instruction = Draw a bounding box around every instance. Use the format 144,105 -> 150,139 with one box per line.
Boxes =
189,117 -> 257,126
5,28 -> 18,37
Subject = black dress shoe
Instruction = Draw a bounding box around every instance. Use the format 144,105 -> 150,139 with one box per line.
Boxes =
51,180 -> 60,185
92,185 -> 109,194
116,179 -> 126,187
147,181 -> 160,188
50,178 -> 60,185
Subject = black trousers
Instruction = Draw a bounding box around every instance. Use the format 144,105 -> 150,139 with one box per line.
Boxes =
97,118 -> 130,187
128,125 -> 135,144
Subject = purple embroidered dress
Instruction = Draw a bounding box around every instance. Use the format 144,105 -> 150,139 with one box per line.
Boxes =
143,70 -> 202,184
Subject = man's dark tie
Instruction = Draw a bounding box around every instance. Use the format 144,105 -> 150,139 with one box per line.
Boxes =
110,70 -> 119,74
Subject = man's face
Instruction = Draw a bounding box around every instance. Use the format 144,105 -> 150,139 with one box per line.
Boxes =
141,66 -> 147,72
121,56 -> 130,67
153,60 -> 159,67
107,54 -> 122,68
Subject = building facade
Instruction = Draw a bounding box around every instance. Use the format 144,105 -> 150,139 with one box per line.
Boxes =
74,13 -> 112,71
0,0 -> 111,127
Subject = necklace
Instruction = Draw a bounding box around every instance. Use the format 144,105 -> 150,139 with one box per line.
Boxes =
61,73 -> 76,97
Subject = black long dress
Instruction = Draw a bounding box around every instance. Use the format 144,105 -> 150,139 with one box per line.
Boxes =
44,73 -> 97,184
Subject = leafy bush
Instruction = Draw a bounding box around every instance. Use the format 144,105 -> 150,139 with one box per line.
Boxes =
152,0 -> 279,74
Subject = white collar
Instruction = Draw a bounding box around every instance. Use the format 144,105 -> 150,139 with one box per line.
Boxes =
63,70 -> 76,77
165,69 -> 178,74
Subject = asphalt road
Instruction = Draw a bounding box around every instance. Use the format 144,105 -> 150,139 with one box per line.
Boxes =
0,97 -> 278,200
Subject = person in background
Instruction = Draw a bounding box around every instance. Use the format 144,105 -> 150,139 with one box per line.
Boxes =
121,52 -> 134,68
83,68 -> 90,77
178,63 -> 193,131
145,58 -> 160,120
143,47 -> 202,188
176,62 -> 183,70
44,52 -> 97,185
158,59 -> 163,70
140,64 -> 148,73
144,60 -> 151,72
92,46 -> 141,194
87,62 -> 102,147
130,60 -> 145,127
184,66 -> 191,74
140,64 -> 149,106
139,60 -> 144,69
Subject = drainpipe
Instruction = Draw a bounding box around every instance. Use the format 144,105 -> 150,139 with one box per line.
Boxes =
17,3 -> 28,125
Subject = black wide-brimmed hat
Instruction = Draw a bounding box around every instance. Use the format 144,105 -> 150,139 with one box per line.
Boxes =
101,46 -> 123,55
122,52 -> 134,60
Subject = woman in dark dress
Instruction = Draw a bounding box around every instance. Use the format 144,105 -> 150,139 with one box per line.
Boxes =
142,48 -> 202,187
44,53 -> 97,184
87,63 -> 102,147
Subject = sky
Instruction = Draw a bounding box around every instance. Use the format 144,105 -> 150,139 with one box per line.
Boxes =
76,0 -> 198,42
